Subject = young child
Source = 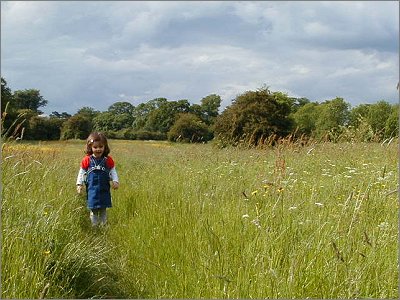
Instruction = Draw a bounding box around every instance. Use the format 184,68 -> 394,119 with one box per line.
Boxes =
76,132 -> 119,226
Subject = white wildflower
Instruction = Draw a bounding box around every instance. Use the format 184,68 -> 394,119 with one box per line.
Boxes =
251,218 -> 261,229
377,222 -> 389,230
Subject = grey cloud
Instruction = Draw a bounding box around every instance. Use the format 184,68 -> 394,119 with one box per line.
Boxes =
1,1 -> 398,116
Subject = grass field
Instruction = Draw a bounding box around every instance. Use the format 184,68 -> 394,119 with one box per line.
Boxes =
1,139 -> 398,298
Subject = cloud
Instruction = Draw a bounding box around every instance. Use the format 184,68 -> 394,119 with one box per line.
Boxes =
1,1 -> 398,115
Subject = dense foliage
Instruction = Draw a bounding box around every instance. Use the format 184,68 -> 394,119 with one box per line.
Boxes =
214,88 -> 294,145
167,113 -> 212,143
1,77 -> 398,145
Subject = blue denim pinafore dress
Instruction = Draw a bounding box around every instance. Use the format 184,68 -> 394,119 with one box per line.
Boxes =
86,156 -> 112,209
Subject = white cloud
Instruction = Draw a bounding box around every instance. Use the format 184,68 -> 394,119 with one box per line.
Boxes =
1,1 -> 398,114
304,21 -> 331,36
290,65 -> 311,75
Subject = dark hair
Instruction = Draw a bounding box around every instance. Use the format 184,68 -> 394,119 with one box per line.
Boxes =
85,132 -> 110,156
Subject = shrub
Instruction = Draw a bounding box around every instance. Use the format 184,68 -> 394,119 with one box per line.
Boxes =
167,113 -> 212,143
135,130 -> 166,141
214,87 -> 293,146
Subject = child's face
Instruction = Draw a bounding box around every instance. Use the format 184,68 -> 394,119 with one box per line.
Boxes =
91,141 -> 105,158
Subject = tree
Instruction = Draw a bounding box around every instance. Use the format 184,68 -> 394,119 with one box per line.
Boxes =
349,104 -> 371,127
2,88 -> 48,138
108,101 -> 134,115
2,108 -> 36,140
132,98 -> 167,130
190,104 -> 203,119
60,114 -> 92,140
93,111 -> 133,133
108,101 -> 134,130
167,113 -> 212,142
11,89 -> 48,114
112,113 -> 133,131
199,94 -> 221,125
1,77 -> 13,114
93,112 -> 115,132
315,97 -> 350,137
384,104 -> 399,138
367,100 -> 392,136
292,102 -> 319,136
49,111 -> 71,119
1,77 -> 18,135
144,99 -> 190,133
76,107 -> 99,119
26,116 -> 63,140
60,107 -> 97,140
214,87 -> 294,145
290,97 -> 310,112
347,101 -> 394,140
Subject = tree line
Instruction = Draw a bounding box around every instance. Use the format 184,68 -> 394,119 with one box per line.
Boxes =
1,77 -> 398,145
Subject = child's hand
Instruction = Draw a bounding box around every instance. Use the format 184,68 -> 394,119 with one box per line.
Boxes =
77,184 -> 83,194
112,181 -> 119,190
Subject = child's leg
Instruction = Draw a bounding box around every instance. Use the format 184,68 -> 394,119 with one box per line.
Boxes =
90,209 -> 99,226
99,208 -> 107,225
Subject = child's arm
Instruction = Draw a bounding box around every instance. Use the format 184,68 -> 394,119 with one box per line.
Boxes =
110,167 -> 119,189
77,156 -> 90,194
76,168 -> 86,194
107,156 -> 119,190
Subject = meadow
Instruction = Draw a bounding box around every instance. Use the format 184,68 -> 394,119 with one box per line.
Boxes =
1,139 -> 398,299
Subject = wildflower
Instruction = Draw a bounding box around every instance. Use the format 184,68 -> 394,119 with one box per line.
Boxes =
43,250 -> 51,255
262,179 -> 274,185
315,202 -> 324,207
288,206 -> 297,210
251,218 -> 261,229
242,214 -> 249,219
277,187 -> 284,193
377,222 -> 389,230
251,190 -> 258,196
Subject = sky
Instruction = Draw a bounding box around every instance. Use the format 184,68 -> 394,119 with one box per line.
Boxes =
1,1 -> 399,115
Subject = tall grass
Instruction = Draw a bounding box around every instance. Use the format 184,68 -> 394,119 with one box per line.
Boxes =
2,139 -> 398,298
1,142 -> 131,298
